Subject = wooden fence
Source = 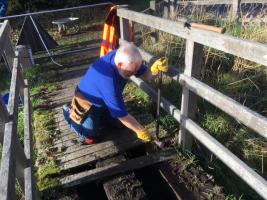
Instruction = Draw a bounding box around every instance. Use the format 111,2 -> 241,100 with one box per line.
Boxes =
117,8 -> 267,199
0,20 -> 39,200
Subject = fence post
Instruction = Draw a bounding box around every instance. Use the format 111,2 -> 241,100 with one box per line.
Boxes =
169,0 -> 175,19
16,45 -> 34,70
119,9 -> 132,42
179,40 -> 204,151
232,0 -> 241,20
163,0 -> 169,18
150,1 -> 156,11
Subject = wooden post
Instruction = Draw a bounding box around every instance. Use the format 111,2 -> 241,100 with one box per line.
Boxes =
232,0 -> 241,20
150,1 -> 156,11
16,45 -> 34,70
163,0 -> 170,18
169,0 -> 175,19
179,40 -> 204,151
119,9 -> 132,42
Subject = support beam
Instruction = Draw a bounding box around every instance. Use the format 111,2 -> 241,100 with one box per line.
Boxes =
60,148 -> 177,188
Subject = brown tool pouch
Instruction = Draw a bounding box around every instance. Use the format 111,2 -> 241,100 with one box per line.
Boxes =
69,90 -> 92,125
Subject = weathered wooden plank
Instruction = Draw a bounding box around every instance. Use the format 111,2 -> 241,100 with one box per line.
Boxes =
232,0 -> 241,19
163,0 -> 169,18
17,60 -> 25,100
0,20 -> 10,56
55,132 -> 135,157
3,35 -> 15,72
0,97 -> 9,124
179,74 -> 267,139
60,148 -> 177,188
0,119 -> 5,146
24,79 -> 40,200
0,121 -> 17,200
54,126 -> 139,154
117,8 -> 267,67
0,57 -> 28,199
58,134 -> 141,163
150,0 -> 156,11
0,57 -> 20,200
59,138 -> 142,171
179,40 -> 204,150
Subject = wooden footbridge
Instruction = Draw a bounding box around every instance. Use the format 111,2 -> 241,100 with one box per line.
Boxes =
0,2 -> 267,200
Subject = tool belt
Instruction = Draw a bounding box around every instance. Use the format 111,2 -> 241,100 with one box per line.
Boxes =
70,87 -> 92,125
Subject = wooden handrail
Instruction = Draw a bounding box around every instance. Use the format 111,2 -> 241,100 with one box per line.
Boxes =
179,74 -> 267,138
117,8 -> 267,67
0,20 -> 40,200
0,57 -> 20,200
119,15 -> 267,194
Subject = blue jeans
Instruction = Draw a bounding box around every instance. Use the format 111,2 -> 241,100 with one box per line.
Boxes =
63,105 -> 122,142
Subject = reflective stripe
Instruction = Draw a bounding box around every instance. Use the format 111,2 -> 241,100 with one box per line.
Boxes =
109,25 -> 115,44
102,24 -> 109,40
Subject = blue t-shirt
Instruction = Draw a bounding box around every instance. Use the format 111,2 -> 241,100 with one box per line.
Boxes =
79,50 -> 147,118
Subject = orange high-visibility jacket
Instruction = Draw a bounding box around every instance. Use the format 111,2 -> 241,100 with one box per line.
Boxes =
99,6 -> 120,57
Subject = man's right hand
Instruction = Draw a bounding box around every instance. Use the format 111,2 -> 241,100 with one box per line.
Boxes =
136,129 -> 152,142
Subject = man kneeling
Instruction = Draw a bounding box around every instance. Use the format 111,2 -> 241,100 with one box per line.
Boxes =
63,43 -> 168,145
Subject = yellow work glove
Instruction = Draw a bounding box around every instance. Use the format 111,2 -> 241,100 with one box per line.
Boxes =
150,57 -> 168,76
136,129 -> 152,142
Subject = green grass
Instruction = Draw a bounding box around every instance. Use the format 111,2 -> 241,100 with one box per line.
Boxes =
17,111 -> 24,144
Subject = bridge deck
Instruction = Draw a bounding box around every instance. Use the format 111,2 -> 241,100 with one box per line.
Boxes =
43,50 -> 176,191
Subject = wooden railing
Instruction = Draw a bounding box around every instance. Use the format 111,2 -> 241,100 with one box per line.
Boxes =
0,20 -> 39,200
117,8 -> 267,199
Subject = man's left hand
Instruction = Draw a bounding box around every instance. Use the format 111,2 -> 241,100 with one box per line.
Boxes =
150,57 -> 168,76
